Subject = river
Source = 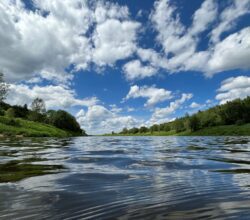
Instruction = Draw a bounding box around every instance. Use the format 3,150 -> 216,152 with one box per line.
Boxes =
0,136 -> 250,219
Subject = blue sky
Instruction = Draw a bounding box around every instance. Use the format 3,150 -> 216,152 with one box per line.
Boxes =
1,0 -> 250,134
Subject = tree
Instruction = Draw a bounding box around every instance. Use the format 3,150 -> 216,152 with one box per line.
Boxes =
31,98 -> 46,114
121,127 -> 128,134
188,115 -> 200,131
82,129 -> 87,136
129,127 -> 139,134
0,72 -> 9,103
150,124 -> 159,132
163,124 -> 171,132
46,110 -> 82,133
172,119 -> 185,133
139,126 -> 148,133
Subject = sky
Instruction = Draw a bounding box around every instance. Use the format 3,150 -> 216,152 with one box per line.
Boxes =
0,0 -> 250,134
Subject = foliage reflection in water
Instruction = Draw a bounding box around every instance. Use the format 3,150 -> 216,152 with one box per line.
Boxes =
0,136 -> 250,219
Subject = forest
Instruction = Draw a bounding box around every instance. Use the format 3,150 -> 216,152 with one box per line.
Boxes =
117,97 -> 250,135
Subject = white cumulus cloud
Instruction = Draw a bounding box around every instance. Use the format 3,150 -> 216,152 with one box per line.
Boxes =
0,0 -> 141,83
210,0 -> 250,43
125,85 -> 172,107
76,105 -> 141,134
216,76 -> 250,104
92,19 -> 140,66
149,93 -> 193,125
190,102 -> 202,109
6,84 -> 98,109
123,60 -> 157,80
126,0 -> 250,80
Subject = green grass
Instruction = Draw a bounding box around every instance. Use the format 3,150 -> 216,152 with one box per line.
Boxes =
186,124 -> 250,136
0,116 -> 77,137
104,124 -> 250,136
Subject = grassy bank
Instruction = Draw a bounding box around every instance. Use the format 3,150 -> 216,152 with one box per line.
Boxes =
104,124 -> 250,136
0,116 -> 78,137
186,123 -> 250,136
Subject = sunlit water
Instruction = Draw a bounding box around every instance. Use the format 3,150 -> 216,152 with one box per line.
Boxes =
0,136 -> 250,219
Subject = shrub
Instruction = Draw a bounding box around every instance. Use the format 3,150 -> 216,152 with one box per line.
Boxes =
6,108 -> 15,118
0,117 -> 20,126
28,111 -> 45,123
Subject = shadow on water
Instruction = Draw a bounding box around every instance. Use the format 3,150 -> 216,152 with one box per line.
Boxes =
0,136 -> 250,219
0,159 -> 65,183
0,138 -> 71,183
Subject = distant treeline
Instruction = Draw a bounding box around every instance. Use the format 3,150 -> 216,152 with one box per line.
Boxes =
0,99 -> 85,135
118,97 -> 250,135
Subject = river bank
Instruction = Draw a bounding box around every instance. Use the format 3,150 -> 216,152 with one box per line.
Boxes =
104,123 -> 250,136
0,116 -> 82,137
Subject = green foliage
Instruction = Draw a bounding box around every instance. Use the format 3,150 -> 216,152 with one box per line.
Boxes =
172,119 -> 185,133
0,115 -> 73,137
28,111 -> 45,122
0,101 -> 84,136
46,110 -> 82,133
0,102 -> 11,111
12,105 -> 29,118
139,126 -> 148,133
129,127 -> 139,134
150,124 -> 160,132
0,116 -> 20,126
163,124 -> 171,132
121,127 -> 128,134
188,115 -> 200,131
6,108 -> 15,118
189,124 -> 250,136
112,96 -> 250,136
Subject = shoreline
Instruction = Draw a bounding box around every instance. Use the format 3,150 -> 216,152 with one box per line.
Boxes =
103,124 -> 250,137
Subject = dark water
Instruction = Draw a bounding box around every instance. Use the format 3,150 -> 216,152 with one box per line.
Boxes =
0,136 -> 250,219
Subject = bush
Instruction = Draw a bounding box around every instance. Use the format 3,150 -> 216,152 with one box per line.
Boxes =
0,117 -> 20,126
6,108 -> 15,118
28,111 -> 45,123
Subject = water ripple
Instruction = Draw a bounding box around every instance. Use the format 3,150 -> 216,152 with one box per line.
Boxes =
0,136 -> 250,219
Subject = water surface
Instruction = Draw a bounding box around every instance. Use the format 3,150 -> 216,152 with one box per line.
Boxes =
0,136 -> 250,219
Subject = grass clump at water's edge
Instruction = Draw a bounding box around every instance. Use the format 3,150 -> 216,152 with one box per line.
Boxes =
103,124 -> 250,136
0,116 -> 79,137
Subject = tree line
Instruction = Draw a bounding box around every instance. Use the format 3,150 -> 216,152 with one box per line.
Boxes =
0,73 -> 85,135
119,97 -> 250,135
